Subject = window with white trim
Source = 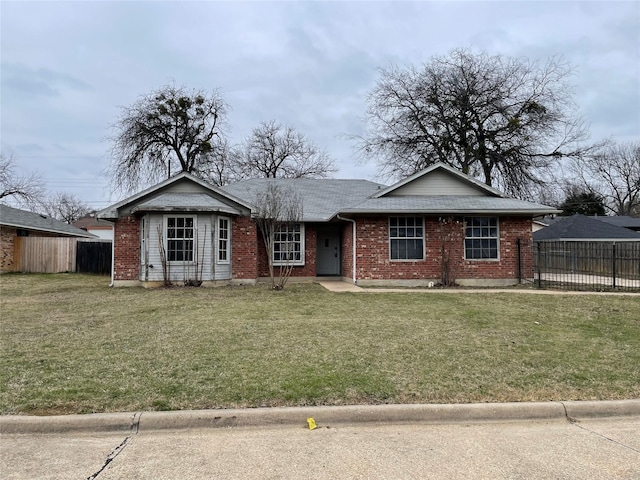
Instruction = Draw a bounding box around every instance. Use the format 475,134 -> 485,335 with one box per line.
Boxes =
464,217 -> 499,260
166,216 -> 195,262
273,223 -> 304,266
218,217 -> 229,263
389,217 -> 424,260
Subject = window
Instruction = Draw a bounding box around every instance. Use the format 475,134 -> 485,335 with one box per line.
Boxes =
464,217 -> 499,260
389,217 -> 424,260
273,223 -> 304,266
218,217 -> 229,263
166,216 -> 194,262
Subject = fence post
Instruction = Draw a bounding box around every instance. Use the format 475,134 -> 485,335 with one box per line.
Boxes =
612,242 -> 617,289
536,241 -> 542,288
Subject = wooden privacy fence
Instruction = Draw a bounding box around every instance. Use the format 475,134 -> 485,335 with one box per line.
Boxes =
14,237 -> 112,274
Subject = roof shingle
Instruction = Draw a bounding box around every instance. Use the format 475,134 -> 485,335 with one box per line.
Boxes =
0,204 -> 96,237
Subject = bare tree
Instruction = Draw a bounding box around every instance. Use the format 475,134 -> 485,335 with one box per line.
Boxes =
42,192 -> 90,224
357,49 -> 599,197
197,138 -> 236,187
0,153 -> 46,207
438,216 -> 460,287
253,183 -> 303,290
572,140 -> 640,216
107,83 -> 228,194
235,120 -> 337,180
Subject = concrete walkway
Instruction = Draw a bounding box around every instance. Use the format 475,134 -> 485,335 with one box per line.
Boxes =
318,280 -> 640,295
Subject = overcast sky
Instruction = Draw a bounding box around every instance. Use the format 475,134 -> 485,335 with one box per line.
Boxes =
1,0 -> 639,210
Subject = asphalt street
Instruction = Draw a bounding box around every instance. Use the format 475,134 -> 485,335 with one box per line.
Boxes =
2,414 -> 639,479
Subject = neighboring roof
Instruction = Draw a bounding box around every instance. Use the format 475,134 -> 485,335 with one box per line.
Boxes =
341,196 -> 559,216
0,204 -> 96,238
534,215 -> 562,227
590,215 -> 640,230
533,214 -> 640,241
72,215 -> 114,230
220,178 -> 384,222
373,162 -> 506,198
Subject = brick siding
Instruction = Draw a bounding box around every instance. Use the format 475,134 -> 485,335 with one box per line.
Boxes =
353,216 -> 533,283
1,226 -> 16,272
256,223 -> 318,278
232,216 -> 258,280
111,213 -> 534,284
113,216 -> 140,281
341,222 -> 354,279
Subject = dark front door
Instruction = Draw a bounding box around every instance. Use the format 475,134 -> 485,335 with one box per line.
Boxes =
316,226 -> 341,276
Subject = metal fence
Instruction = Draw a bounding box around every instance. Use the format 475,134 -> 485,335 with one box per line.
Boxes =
531,240 -> 640,291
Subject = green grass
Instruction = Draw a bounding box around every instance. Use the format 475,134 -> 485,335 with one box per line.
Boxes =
1,273 -> 639,415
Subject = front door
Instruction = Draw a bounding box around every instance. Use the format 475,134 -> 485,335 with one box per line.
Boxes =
316,226 -> 341,276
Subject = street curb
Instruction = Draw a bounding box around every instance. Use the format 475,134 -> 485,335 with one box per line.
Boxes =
0,412 -> 138,434
1,400 -> 638,434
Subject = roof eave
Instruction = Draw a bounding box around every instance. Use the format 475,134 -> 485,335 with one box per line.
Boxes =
96,172 -> 254,220
130,205 -> 243,215
537,237 -> 640,242
0,222 -> 96,238
338,208 -> 561,216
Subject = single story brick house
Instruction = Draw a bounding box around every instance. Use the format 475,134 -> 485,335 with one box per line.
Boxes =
98,163 -> 559,287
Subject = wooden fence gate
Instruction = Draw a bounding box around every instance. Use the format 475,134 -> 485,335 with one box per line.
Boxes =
76,240 -> 112,274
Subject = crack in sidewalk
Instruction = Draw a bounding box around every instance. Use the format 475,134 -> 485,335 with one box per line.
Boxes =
560,402 -> 640,454
85,412 -> 142,479
570,422 -> 640,454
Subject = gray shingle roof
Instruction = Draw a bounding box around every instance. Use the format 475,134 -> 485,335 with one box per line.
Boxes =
133,193 -> 244,215
222,179 -> 559,220
533,214 -> 640,241
220,178 -> 384,221
0,204 -> 96,237
343,196 -> 558,216
98,172 -> 252,219
99,166 -> 560,222
590,215 -> 640,230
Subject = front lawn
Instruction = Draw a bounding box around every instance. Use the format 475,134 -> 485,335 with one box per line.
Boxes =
1,273 -> 638,415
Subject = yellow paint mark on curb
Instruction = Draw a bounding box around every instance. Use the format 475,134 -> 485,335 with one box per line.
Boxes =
307,417 -> 317,430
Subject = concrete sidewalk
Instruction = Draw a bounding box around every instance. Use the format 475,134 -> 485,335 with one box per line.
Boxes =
318,280 -> 640,295
2,400 -> 639,434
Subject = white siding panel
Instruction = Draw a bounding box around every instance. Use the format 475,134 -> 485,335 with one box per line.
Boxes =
213,214 -> 232,280
143,213 -> 216,282
166,181 -> 215,194
389,170 -> 486,196
146,213 -> 164,282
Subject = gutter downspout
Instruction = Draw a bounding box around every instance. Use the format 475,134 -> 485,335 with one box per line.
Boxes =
109,225 -> 115,287
337,215 -> 357,285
